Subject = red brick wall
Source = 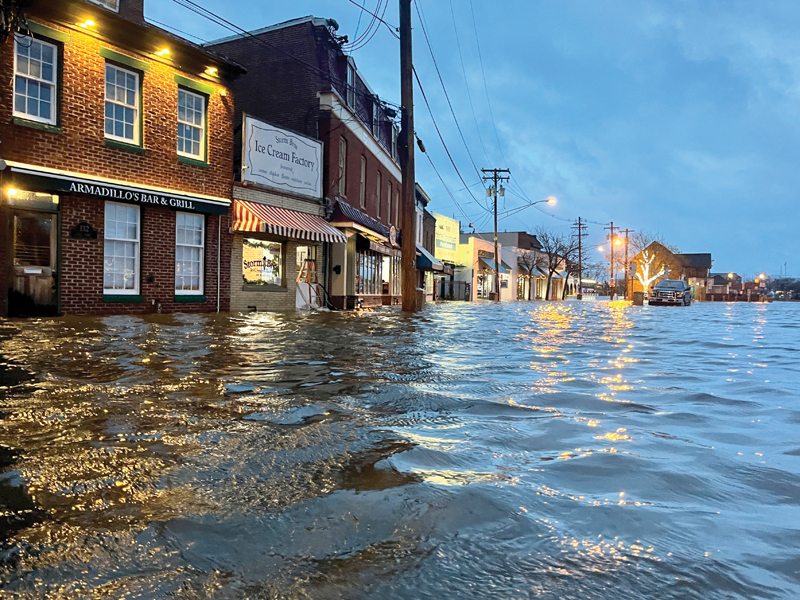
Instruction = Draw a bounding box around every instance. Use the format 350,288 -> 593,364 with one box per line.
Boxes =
321,113 -> 402,229
0,19 -> 234,200
59,195 -> 231,315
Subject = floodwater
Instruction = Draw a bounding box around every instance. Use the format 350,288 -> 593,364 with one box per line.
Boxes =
0,300 -> 799,599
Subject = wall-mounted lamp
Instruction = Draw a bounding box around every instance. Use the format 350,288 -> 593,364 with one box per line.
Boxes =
156,48 -> 170,57
205,67 -> 218,76
78,19 -> 95,28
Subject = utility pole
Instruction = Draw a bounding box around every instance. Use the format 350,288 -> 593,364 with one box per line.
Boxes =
622,228 -> 632,299
399,0 -> 417,312
605,222 -> 618,300
572,217 -> 587,300
481,168 -> 510,301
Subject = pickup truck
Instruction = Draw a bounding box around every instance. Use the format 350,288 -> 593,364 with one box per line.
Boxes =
649,280 -> 692,306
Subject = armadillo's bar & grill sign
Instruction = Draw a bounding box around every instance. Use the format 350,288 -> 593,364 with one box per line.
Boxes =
2,161 -> 230,215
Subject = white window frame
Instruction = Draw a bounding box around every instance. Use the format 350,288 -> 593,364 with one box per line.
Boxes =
175,212 -> 205,295
103,201 -> 140,295
394,188 -> 399,227
104,63 -> 140,144
177,88 -> 206,159
346,63 -> 355,107
391,126 -> 399,161
13,36 -> 58,125
338,137 -> 347,197
359,156 -> 367,208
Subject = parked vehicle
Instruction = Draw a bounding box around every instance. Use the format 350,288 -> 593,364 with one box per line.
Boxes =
649,280 -> 693,306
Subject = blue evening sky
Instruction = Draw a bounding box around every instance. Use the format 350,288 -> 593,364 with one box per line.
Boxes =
148,0 -> 800,277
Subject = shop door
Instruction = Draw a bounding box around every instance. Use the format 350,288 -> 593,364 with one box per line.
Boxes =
9,212 -> 58,317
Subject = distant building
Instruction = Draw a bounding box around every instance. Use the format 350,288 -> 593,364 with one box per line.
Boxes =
629,243 -> 713,300
1,0 -> 243,316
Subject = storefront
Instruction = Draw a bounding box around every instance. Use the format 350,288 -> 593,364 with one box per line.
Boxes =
1,161 -> 231,317
415,244 -> 443,302
230,193 -> 346,312
328,199 -> 402,309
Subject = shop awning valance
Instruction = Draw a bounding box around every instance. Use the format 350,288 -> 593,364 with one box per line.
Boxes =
479,258 -> 509,274
232,200 -> 347,243
416,244 -> 443,271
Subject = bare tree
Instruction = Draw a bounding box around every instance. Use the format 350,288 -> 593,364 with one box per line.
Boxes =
535,227 -> 579,300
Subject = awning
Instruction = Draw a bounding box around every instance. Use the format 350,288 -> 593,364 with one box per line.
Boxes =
416,244 -> 443,271
479,258 -> 509,274
517,264 -> 531,276
232,200 -> 347,243
329,198 -> 390,239
533,266 -> 549,278
501,260 -> 513,271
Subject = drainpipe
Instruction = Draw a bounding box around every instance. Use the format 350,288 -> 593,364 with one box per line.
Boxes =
217,214 -> 221,312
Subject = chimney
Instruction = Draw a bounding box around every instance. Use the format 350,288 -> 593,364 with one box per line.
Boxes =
118,0 -> 145,25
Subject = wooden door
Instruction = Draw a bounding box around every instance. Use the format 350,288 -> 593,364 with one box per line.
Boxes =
9,211 -> 58,316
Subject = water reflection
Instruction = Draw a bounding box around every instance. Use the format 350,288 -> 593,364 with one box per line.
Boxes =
0,302 -> 798,598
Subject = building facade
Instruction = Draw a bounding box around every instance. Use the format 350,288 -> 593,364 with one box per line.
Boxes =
1,0 -> 241,316
207,17 -> 406,310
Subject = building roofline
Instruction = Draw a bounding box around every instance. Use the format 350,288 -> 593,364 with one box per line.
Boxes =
204,15 -> 337,46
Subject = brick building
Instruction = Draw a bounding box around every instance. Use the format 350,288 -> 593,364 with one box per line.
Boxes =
0,0 -> 242,316
207,17 -> 405,310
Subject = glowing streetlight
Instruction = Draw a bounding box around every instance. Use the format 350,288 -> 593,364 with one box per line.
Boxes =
598,246 -> 605,253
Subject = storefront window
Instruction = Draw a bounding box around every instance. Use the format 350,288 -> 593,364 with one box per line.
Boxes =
243,238 -> 283,286
296,245 -> 318,283
356,250 -> 381,295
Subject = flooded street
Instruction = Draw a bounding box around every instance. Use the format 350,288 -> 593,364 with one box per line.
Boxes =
0,300 -> 799,599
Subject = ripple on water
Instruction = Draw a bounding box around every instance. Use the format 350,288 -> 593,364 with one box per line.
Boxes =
0,301 -> 799,598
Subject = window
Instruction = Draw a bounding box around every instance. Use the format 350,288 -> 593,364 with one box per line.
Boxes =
391,126 -> 398,161
386,184 -> 390,223
104,63 -> 139,143
394,188 -> 399,227
13,36 -> 57,125
376,171 -> 382,219
175,212 -> 204,294
242,239 -> 283,287
359,156 -> 366,208
104,202 -> 140,294
338,137 -> 347,197
177,89 -> 205,158
346,63 -> 355,107
372,102 -> 380,138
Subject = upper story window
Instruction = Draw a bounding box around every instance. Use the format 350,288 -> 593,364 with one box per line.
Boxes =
177,89 -> 205,158
376,171 -> 382,219
391,126 -> 399,161
359,156 -> 367,208
13,36 -> 58,125
372,102 -> 380,138
338,137 -> 347,197
346,64 -> 355,107
88,0 -> 119,10
104,64 -> 139,144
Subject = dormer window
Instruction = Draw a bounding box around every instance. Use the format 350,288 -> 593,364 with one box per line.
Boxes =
346,63 -> 355,107
372,101 -> 380,138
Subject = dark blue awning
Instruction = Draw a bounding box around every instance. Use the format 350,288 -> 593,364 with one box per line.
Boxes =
416,244 -> 443,271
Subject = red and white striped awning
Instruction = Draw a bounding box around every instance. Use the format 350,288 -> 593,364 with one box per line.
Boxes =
232,200 -> 347,243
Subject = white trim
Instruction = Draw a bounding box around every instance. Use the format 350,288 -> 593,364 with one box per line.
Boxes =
103,201 -> 140,295
177,88 -> 205,159
175,211 -> 205,295
4,161 -> 230,206
13,36 -> 58,126
318,91 -> 402,182
104,63 -> 140,145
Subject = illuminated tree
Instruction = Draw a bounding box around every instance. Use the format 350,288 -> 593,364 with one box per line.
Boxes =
635,248 -> 666,289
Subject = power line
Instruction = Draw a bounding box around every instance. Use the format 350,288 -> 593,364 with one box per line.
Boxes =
448,0 -> 490,164
413,0 -> 483,181
468,0 -> 507,166
168,0 -> 401,109
412,66 -> 490,213
342,0 -> 398,37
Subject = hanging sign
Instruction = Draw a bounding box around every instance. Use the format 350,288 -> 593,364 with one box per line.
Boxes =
242,115 -> 323,199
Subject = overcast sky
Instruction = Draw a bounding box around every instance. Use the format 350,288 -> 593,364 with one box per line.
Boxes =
149,0 -> 800,277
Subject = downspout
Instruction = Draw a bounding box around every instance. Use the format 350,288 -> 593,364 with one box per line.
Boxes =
217,214 -> 221,312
